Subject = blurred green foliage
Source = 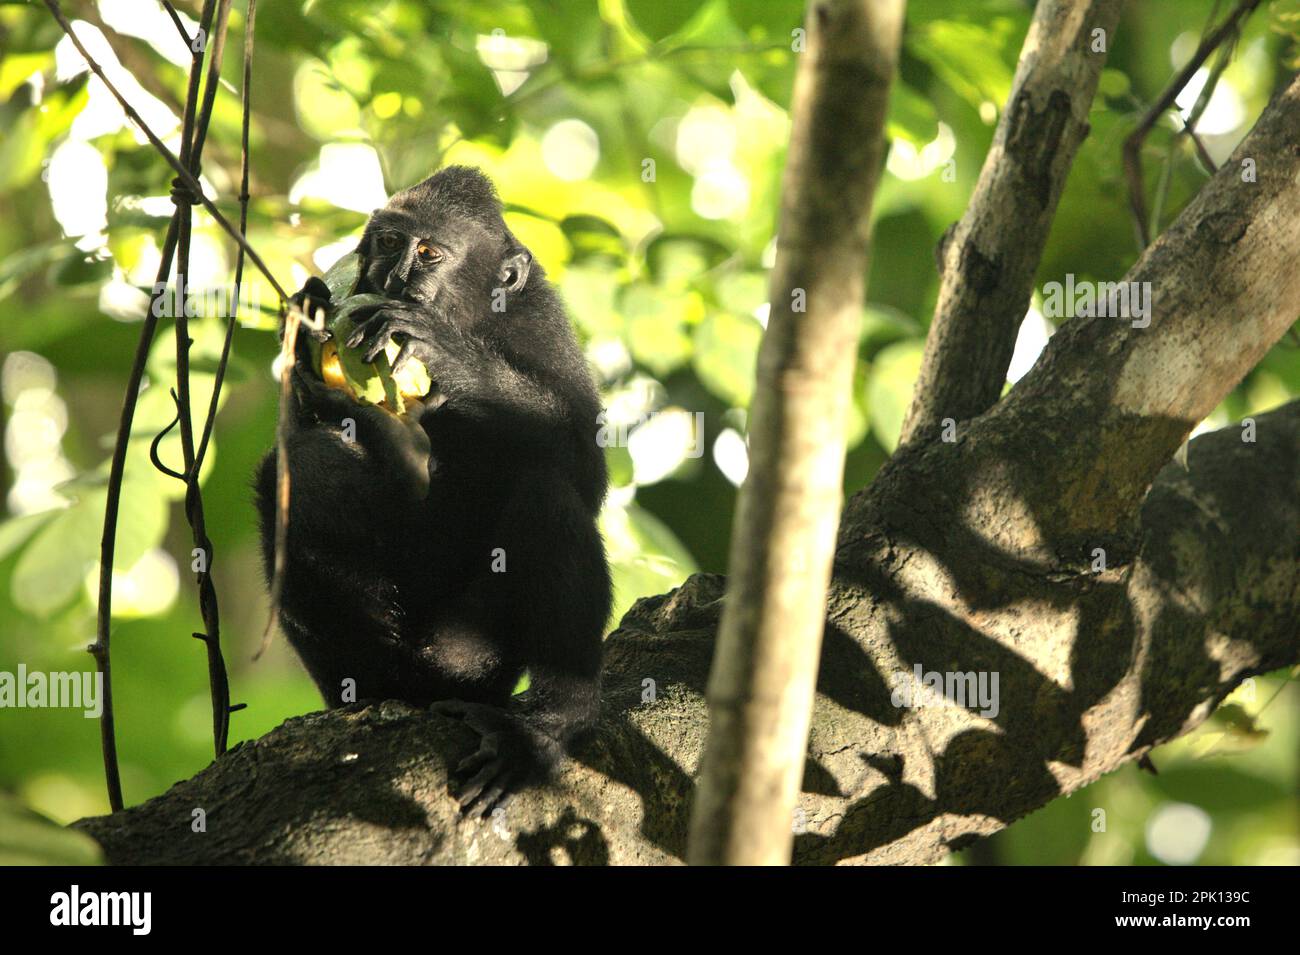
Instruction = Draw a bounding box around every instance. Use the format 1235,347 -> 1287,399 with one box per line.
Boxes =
0,0 -> 1297,864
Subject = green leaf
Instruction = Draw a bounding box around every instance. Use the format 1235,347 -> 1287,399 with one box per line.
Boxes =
525,0 -> 604,68
322,250 -> 361,299
48,249 -> 114,288
560,214 -> 625,262
692,310 -> 763,407
0,51 -> 51,100
0,794 -> 104,866
603,501 -> 698,628
867,340 -> 924,452
752,56 -> 797,111
646,234 -> 732,288
114,472 -> 169,570
10,471 -> 167,618
907,20 -> 1017,110
560,265 -> 622,339
713,271 -> 768,316
504,212 -> 570,273
1098,68 -> 1130,99
1148,764 -> 1288,813
888,81 -> 940,146
1192,703 -> 1271,755
626,0 -> 703,42
622,284 -> 697,377
728,0 -> 804,37
0,510 -> 56,563
861,303 -> 920,349
440,41 -> 508,142
11,501 -> 98,617
0,240 -> 75,302
605,443 -> 634,487
0,108 -> 44,192
293,59 -> 363,141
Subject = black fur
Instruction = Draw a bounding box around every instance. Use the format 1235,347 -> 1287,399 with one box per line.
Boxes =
255,166 -> 610,816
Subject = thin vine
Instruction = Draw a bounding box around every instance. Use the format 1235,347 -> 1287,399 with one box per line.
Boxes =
41,0 -> 279,809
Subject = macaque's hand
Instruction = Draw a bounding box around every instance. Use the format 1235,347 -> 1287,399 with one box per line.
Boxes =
344,300 -> 480,388
288,276 -> 333,344
290,367 -> 432,501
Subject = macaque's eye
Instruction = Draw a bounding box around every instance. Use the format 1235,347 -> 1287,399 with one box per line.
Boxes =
416,243 -> 444,264
377,232 -> 404,253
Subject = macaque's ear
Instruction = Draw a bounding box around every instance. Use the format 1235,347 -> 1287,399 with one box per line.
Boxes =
498,248 -> 532,293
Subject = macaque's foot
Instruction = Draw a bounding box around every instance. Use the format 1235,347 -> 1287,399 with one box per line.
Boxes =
430,700 -> 560,818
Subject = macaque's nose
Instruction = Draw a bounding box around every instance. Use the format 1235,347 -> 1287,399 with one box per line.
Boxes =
385,245 -> 415,296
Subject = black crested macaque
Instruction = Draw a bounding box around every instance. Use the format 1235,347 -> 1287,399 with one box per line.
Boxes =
255,166 -> 610,816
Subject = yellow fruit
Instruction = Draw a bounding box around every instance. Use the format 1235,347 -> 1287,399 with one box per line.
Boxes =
320,341 -> 347,390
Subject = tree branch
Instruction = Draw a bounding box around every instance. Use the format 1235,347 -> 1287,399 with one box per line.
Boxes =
689,0 -> 904,867
901,0 -> 1126,444
72,400 -> 1300,865
947,72 -> 1300,559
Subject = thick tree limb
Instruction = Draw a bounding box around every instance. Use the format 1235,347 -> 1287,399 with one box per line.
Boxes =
689,0 -> 904,867
72,401 -> 1300,865
948,73 -> 1300,560
901,0 -> 1126,444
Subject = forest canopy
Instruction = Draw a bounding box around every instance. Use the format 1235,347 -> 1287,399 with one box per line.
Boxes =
1,0 -> 1298,866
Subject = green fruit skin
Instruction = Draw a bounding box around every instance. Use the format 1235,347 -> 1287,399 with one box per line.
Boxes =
304,253 -> 432,414
322,251 -> 361,300
306,292 -> 431,415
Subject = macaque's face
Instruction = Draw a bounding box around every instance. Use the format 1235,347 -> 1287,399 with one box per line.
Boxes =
357,206 -> 501,317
